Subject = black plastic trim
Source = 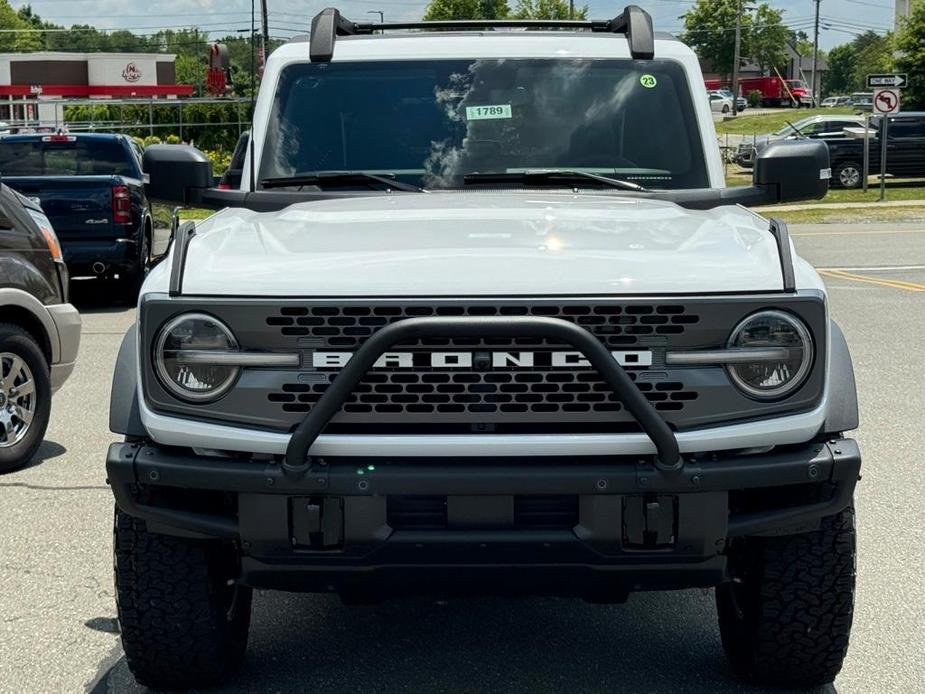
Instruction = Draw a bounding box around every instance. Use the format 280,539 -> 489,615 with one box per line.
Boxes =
167,221 -> 195,297
769,217 -> 796,292
824,320 -> 859,433
106,438 -> 861,542
309,8 -> 360,62
109,328 -> 146,437
282,316 -> 682,472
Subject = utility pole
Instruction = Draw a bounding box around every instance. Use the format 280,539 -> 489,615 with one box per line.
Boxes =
569,0 -> 574,19
811,0 -> 821,107
731,0 -> 743,117
260,0 -> 270,63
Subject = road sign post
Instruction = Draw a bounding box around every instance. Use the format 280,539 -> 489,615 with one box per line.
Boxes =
878,116 -> 888,201
862,114 -> 870,193
869,79 -> 903,202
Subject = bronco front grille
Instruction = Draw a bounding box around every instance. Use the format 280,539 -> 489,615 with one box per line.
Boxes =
140,295 -> 829,434
265,303 -> 700,349
268,370 -> 697,417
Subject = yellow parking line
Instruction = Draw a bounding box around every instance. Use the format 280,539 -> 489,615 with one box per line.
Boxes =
791,228 -> 925,237
819,268 -> 925,292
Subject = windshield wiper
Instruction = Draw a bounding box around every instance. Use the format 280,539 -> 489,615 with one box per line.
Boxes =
784,120 -> 805,138
463,169 -> 648,192
260,171 -> 426,192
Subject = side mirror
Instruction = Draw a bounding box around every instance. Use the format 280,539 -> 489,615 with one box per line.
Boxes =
754,140 -> 829,203
142,145 -> 213,205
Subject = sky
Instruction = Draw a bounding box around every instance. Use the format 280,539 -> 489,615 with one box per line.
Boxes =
8,0 -> 897,51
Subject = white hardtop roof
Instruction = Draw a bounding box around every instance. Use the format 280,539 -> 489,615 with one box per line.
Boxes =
271,31 -> 693,63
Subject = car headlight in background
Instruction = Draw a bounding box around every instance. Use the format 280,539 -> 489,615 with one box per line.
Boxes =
726,310 -> 813,400
27,209 -> 64,262
154,313 -> 240,402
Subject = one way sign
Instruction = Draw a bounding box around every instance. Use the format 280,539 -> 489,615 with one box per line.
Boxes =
866,73 -> 908,89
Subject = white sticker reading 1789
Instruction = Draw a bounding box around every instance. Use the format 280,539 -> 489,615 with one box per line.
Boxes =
465,104 -> 513,120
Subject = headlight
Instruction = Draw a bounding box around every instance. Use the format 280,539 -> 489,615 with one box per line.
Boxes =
154,313 -> 239,402
726,310 -> 813,400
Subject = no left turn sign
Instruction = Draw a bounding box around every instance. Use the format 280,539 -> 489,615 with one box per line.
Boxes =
873,88 -> 901,115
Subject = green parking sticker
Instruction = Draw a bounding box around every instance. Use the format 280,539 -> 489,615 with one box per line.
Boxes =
639,74 -> 657,89
465,104 -> 513,120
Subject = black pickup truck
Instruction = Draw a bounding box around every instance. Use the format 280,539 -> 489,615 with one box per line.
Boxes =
0,133 -> 154,298
825,111 -> 925,188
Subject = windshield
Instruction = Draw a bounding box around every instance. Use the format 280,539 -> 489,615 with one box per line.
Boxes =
773,117 -> 816,136
260,58 -> 709,190
0,138 -> 135,177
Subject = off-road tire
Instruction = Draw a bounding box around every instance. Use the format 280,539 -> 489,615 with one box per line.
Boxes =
716,505 -> 855,687
0,324 -> 51,474
114,508 -> 252,689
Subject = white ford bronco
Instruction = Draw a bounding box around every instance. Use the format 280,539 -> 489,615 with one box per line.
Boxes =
108,6 -> 861,689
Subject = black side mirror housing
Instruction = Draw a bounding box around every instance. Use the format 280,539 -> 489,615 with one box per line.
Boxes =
754,140 -> 830,203
142,145 -> 213,205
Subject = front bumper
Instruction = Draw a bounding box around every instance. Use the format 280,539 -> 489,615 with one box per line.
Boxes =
107,438 -> 861,597
45,302 -> 81,392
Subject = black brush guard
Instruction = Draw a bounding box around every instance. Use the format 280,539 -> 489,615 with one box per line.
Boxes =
283,316 -> 682,474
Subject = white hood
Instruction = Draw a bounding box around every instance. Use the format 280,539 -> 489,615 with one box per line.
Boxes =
168,192 -> 789,297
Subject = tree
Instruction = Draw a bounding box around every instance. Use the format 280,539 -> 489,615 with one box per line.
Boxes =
423,0 -> 510,20
749,4 -> 789,73
895,3 -> 925,109
512,0 -> 587,20
680,0 -> 751,80
823,43 -> 856,95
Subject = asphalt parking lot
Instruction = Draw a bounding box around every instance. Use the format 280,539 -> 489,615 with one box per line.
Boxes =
1,222 -> 923,694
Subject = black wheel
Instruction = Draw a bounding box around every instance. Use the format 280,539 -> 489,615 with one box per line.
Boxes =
716,505 -> 855,687
114,508 -> 252,689
123,230 -> 151,301
835,162 -> 863,189
0,324 -> 51,474
722,104 -> 730,114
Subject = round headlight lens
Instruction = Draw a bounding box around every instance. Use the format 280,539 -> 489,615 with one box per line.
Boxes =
726,310 -> 813,400
154,313 -> 239,402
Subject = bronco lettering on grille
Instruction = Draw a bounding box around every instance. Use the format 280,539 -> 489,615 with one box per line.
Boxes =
311,350 -> 653,369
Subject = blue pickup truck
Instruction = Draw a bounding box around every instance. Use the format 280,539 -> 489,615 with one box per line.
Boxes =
0,133 -> 154,298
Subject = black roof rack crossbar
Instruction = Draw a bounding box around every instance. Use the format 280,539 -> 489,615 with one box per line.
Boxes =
310,4 -> 655,62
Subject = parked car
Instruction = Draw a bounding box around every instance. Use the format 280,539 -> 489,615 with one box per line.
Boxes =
714,88 -> 747,112
217,131 -> 249,190
0,133 -> 154,299
708,91 -> 734,114
735,114 -> 866,168
0,184 -> 80,472
825,112 -> 925,188
109,6 -> 860,691
851,92 -> 873,111
822,96 -> 853,108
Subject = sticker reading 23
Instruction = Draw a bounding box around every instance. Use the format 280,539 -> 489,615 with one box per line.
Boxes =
465,104 -> 513,120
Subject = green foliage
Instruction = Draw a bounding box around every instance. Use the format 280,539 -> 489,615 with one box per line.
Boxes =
421,0 -> 586,21
512,0 -> 587,20
681,0 -> 748,78
823,43 -> 856,96
423,0 -> 510,20
821,31 -> 894,96
750,5 -> 789,73
895,2 -> 925,109
681,0 -> 792,80
746,89 -> 763,108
